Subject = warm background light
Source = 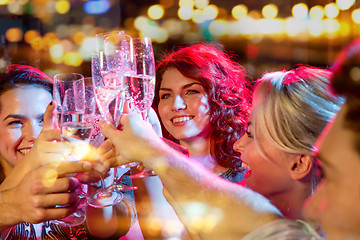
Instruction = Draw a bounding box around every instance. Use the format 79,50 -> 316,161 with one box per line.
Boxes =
336,0 -> 355,10
56,0 -> 71,14
309,5 -> 325,20
6,28 -> 23,42
292,3 -> 309,19
262,4 -> 278,19
148,4 -> 165,20
232,4 -> 247,20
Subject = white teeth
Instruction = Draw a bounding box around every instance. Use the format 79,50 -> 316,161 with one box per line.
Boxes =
241,162 -> 250,170
172,116 -> 193,123
19,149 -> 31,155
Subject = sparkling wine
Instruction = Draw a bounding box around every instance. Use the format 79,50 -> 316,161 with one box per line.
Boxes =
124,74 -> 155,112
62,121 -> 93,142
94,87 -> 122,122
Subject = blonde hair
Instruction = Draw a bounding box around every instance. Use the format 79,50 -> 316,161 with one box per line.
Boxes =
252,66 -> 343,156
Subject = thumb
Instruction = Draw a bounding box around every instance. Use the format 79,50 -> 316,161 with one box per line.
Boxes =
43,101 -> 56,130
98,120 -> 118,140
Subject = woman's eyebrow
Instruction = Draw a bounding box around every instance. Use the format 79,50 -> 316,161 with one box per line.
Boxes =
3,114 -> 26,121
159,83 -> 202,92
3,113 -> 44,121
159,87 -> 172,91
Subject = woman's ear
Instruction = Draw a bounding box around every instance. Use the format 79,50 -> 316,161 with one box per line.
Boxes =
289,154 -> 313,180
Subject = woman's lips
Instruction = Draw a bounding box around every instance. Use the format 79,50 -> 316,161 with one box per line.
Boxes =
18,148 -> 31,155
171,116 -> 194,124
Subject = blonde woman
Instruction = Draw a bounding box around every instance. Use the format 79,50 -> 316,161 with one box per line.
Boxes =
233,66 -> 343,221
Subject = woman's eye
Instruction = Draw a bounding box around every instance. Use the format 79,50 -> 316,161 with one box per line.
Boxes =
186,89 -> 200,95
160,93 -> 171,99
8,121 -> 22,127
246,130 -> 253,138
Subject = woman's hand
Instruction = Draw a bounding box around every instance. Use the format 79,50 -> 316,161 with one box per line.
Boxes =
1,160 -> 92,228
99,112 -> 165,168
25,101 -> 64,168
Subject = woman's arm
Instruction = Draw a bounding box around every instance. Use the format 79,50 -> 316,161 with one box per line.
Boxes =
99,113 -> 283,240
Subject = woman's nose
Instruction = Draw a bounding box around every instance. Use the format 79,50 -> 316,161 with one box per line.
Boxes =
22,123 -> 41,142
172,95 -> 186,111
233,135 -> 245,153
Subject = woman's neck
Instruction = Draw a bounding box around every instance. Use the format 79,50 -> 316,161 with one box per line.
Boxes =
179,138 -> 228,174
267,181 -> 312,220
180,137 -> 211,157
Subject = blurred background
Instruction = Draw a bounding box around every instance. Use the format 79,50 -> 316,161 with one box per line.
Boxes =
0,0 -> 359,79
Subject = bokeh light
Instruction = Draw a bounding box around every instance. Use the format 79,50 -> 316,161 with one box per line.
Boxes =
84,0 -> 110,15
309,5 -> 325,20
232,4 -> 247,20
0,0 -> 11,5
24,30 -> 40,44
336,0 -> 355,10
323,19 -> 340,34
352,9 -> 360,24
194,0 -> 209,9
56,0 -> 71,14
262,4 -> 278,19
73,32 -> 86,45
179,0 -> 194,8
209,19 -> 228,36
308,19 -> 323,37
63,51 -> 83,66
203,4 -> 218,20
8,1 -> 23,15
30,36 -> 45,50
148,4 -> 165,20
6,28 -> 23,42
292,3 -> 308,19
178,6 -> 193,20
192,9 -> 206,24
325,3 -> 340,18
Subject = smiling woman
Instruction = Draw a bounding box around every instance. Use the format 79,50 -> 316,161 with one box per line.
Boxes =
0,65 -> 91,239
233,66 -> 344,222
0,65 -> 53,177
154,43 -> 252,179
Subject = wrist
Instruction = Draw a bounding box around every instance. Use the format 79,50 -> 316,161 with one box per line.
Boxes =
0,189 -> 22,231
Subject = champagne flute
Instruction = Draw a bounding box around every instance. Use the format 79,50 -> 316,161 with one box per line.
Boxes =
98,32 -> 139,191
123,36 -> 157,179
53,73 -> 84,129
80,76 -> 125,208
91,52 -> 126,125
52,73 -> 88,227
124,36 -> 156,121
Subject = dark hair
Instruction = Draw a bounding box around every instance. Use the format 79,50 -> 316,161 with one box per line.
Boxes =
331,39 -> 360,152
0,64 -> 53,112
154,43 -> 252,171
0,64 -> 53,94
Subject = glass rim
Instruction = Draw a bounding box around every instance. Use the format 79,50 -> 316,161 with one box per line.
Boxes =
54,73 -> 84,82
95,30 -> 125,38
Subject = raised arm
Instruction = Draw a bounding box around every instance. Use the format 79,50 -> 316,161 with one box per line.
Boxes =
99,113 -> 282,240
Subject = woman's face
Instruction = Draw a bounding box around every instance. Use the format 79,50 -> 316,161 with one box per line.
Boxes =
158,68 -> 211,142
0,86 -> 52,170
303,102 -> 360,240
233,112 -> 295,198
